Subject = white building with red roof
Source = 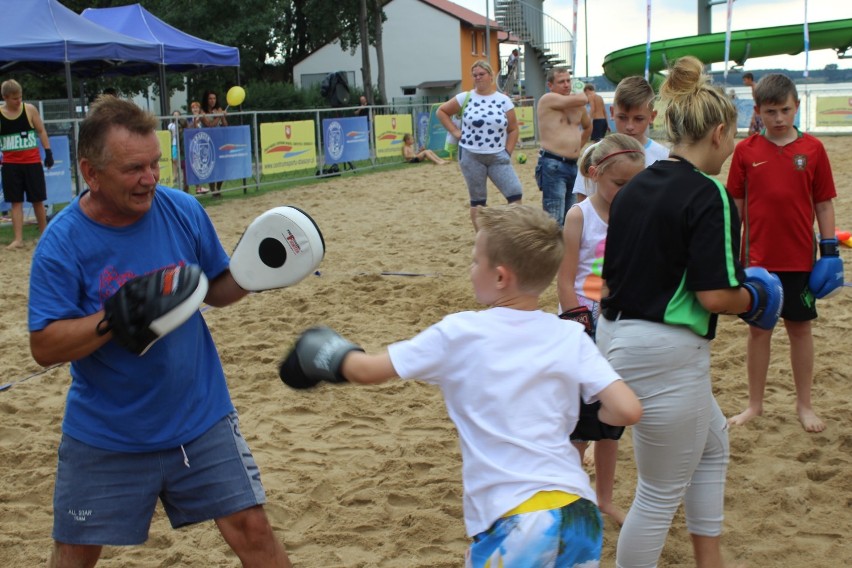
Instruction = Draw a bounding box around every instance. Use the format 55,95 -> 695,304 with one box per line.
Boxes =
294,0 -> 507,101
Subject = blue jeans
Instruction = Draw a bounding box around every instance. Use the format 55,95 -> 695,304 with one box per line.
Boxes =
535,154 -> 578,227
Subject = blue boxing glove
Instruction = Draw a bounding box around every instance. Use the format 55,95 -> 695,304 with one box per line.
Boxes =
809,238 -> 844,299
739,267 -> 783,330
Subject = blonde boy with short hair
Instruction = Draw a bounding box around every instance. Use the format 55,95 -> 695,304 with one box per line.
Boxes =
573,76 -> 669,201
280,205 -> 642,566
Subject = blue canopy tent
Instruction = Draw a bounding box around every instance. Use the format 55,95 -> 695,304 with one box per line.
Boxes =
0,0 -> 163,118
81,4 -> 241,117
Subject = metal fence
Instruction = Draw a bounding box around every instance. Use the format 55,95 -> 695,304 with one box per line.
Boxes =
37,102 -> 439,199
26,84 -> 852,202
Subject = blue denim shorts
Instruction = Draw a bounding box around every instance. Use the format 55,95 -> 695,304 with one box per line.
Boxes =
52,411 -> 266,545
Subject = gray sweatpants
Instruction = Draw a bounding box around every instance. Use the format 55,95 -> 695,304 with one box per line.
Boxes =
596,317 -> 729,568
459,149 -> 523,206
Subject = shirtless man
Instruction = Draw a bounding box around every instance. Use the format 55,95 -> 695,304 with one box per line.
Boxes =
742,72 -> 763,136
584,83 -> 609,142
535,67 -> 590,227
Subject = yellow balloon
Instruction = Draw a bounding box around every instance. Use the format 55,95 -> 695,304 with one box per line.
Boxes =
226,86 -> 246,107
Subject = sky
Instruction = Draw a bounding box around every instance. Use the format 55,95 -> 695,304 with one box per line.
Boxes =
451,0 -> 852,77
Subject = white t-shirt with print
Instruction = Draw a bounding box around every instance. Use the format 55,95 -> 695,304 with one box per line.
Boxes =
455,90 -> 514,155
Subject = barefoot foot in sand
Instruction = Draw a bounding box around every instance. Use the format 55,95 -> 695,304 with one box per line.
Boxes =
5,240 -> 24,250
727,406 -> 762,427
797,406 -> 825,433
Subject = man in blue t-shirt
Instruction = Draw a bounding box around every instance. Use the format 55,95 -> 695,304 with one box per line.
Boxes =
28,97 -> 293,567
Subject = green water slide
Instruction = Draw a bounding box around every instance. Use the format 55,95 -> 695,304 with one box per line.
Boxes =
602,19 -> 852,89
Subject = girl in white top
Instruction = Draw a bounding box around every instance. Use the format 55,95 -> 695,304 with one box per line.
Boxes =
573,135 -> 668,200
167,110 -> 185,188
556,133 -> 646,525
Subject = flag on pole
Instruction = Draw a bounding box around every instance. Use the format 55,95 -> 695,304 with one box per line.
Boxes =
803,0 -> 810,78
644,0 -> 652,82
723,0 -> 734,82
572,0 -> 579,76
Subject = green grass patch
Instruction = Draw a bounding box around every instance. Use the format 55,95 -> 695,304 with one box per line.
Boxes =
0,221 -> 40,246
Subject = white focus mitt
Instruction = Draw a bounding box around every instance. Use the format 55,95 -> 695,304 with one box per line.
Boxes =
230,206 -> 325,291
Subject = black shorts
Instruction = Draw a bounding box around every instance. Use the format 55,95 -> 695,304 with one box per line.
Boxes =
570,399 -> 625,442
407,157 -> 421,163
590,118 -> 609,142
1,162 -> 47,203
776,271 -> 817,321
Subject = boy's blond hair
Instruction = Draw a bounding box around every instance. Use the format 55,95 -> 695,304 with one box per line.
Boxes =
613,76 -> 655,112
477,205 -> 564,295
1,79 -> 22,98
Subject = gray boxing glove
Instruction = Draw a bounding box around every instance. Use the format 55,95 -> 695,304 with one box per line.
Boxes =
279,326 -> 364,389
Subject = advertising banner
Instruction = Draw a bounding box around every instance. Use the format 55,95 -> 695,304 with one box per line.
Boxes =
261,121 -> 317,174
183,126 -> 252,185
322,116 -> 370,165
374,115 -> 411,159
156,130 -> 173,187
424,105 -> 450,152
734,99 -> 756,130
515,106 -> 536,139
815,96 -> 852,128
416,111 -> 431,148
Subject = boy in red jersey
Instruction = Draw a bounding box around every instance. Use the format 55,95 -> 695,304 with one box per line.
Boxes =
726,73 -> 841,433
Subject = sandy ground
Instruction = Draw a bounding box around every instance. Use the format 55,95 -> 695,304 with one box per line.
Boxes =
1,136 -> 851,567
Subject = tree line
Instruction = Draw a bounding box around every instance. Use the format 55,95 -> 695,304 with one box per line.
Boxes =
10,0 -> 388,111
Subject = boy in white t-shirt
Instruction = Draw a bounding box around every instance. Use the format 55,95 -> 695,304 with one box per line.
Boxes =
574,76 -> 669,201
279,205 -> 642,566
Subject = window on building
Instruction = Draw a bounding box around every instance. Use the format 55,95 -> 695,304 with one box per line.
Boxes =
481,33 -> 486,55
471,30 -> 477,55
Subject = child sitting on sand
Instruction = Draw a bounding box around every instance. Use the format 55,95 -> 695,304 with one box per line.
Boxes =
402,133 -> 448,165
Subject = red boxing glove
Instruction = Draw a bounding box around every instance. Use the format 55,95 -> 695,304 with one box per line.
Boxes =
558,306 -> 594,337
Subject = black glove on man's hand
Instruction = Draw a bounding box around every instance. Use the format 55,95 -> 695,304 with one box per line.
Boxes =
97,265 -> 209,355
